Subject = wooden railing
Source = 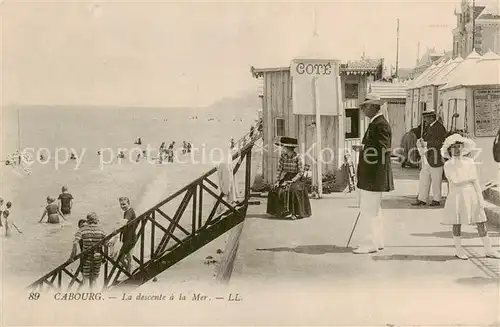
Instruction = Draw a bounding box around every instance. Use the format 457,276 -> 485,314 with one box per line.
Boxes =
28,131 -> 261,292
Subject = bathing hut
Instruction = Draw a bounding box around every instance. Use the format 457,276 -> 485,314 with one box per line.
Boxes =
440,50 -> 500,185
250,41 -> 383,187
366,81 -> 408,150
405,62 -> 442,129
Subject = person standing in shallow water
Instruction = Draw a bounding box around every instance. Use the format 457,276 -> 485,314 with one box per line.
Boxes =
69,212 -> 107,289
266,137 -> 311,220
39,196 -> 65,224
58,186 -> 74,217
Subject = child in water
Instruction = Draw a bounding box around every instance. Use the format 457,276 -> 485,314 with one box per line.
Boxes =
3,201 -> 21,236
441,134 -> 500,260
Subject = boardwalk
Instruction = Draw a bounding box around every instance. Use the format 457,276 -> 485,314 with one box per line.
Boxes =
229,164 -> 500,326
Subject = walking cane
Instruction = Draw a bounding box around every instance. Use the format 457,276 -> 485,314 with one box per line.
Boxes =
11,222 -> 23,234
346,211 -> 361,248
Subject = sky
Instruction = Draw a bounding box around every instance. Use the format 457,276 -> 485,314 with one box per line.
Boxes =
1,0 -> 461,107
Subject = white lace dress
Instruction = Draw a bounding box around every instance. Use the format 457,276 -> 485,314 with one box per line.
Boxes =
443,156 -> 487,225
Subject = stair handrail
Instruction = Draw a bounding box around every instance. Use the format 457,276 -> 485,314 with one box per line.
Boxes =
232,119 -> 263,150
28,134 -> 260,290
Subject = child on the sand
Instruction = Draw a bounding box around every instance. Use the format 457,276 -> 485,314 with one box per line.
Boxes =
441,134 -> 500,260
3,202 -> 19,236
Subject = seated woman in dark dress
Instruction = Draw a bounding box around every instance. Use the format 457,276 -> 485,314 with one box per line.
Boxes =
267,137 -> 312,220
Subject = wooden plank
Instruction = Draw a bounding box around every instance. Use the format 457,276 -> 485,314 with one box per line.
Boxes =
387,102 -> 405,150
297,115 -> 306,167
284,71 -> 290,135
270,72 -> 278,183
120,207 -> 247,287
155,189 -> 193,256
287,73 -> 296,138
321,116 -> 331,173
305,115 -> 314,168
156,208 -> 191,236
277,71 -> 284,117
265,73 -> 273,183
261,72 -> 268,183
358,76 -> 369,140
151,211 -> 156,260
216,222 -> 245,284
244,150 -> 252,200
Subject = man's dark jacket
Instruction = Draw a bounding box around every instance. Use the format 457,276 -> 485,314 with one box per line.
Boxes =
357,115 -> 394,192
493,128 -> 500,163
423,120 -> 447,168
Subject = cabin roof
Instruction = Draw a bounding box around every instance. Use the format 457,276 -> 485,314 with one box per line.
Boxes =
442,55 -> 500,90
250,58 -> 382,78
368,81 -> 407,99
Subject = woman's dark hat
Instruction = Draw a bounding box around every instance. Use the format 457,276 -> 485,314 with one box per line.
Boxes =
275,136 -> 299,147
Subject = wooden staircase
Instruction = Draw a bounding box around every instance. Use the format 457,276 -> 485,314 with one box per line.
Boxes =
29,131 -> 261,292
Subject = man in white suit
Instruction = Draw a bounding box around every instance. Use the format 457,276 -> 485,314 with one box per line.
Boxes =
412,112 -> 447,207
353,94 -> 394,254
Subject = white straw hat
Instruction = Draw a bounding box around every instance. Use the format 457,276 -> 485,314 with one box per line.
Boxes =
441,133 -> 476,159
360,94 -> 386,106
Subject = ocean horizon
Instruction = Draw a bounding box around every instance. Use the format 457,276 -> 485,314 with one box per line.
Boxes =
1,104 -> 259,285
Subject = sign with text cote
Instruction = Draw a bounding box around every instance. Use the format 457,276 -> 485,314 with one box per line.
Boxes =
291,59 -> 341,115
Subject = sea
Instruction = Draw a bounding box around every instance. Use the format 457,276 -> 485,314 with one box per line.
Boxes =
0,105 -> 258,287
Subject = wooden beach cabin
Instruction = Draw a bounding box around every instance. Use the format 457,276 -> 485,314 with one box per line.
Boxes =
366,81 -> 407,150
405,63 -> 441,130
440,50 -> 500,185
250,57 -> 383,187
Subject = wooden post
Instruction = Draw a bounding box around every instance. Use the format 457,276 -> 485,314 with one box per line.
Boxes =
216,150 -> 251,284
336,75 -> 344,169
216,222 -> 245,284
313,77 -> 323,198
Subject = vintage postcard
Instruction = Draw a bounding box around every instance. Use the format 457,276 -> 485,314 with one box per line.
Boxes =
1,0 -> 500,326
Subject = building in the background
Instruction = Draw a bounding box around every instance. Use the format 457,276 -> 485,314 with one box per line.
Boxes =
453,0 -> 500,58
396,68 -> 413,81
405,53 -> 469,131
440,51 -> 500,185
410,48 -> 452,79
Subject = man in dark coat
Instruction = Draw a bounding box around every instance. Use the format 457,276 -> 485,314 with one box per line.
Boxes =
400,124 -> 422,168
353,94 -> 394,254
412,112 -> 447,206
493,127 -> 500,163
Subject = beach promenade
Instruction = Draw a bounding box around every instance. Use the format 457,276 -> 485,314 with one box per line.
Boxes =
224,164 -> 500,326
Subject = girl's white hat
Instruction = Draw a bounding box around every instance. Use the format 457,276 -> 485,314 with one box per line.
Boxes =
441,133 -> 476,159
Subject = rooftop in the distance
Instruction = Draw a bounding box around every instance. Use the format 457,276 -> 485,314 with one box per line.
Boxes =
251,58 -> 383,78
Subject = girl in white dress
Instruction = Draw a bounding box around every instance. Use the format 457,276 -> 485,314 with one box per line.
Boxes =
441,134 -> 500,260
